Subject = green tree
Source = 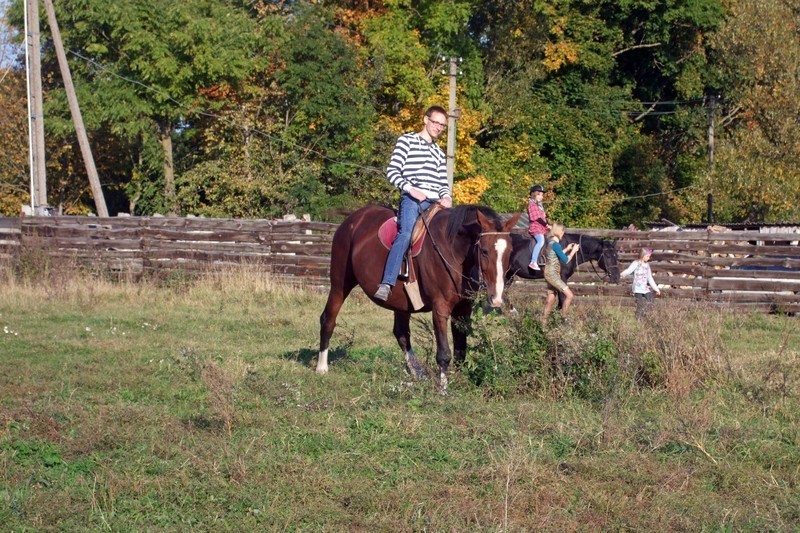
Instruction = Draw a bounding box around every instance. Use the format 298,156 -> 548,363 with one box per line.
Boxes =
468,1 -> 640,225
609,0 -> 725,225
0,69 -> 28,215
12,0 -> 256,215
705,0 -> 800,222
465,0 -> 727,227
173,3 -> 388,220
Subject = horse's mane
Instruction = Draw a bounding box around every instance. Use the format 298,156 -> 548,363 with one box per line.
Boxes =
563,232 -> 601,245
445,204 -> 503,240
562,233 -> 619,248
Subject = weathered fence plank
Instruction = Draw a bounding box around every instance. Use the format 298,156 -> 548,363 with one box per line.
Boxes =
2,216 -> 797,313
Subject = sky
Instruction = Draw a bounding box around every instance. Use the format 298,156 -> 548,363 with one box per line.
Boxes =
0,0 -> 22,72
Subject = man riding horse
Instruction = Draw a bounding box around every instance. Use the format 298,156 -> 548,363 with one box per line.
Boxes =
317,106 -> 520,393
374,105 -> 452,302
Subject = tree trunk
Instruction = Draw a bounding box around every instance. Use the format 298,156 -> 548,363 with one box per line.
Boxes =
159,124 -> 178,216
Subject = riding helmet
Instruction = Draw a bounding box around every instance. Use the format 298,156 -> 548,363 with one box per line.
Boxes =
530,185 -> 545,194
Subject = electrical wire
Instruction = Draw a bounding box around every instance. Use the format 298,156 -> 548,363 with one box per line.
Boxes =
488,184 -> 700,207
67,49 -> 708,205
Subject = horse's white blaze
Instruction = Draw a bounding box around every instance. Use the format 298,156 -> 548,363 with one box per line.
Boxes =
316,349 -> 329,374
490,238 -> 508,307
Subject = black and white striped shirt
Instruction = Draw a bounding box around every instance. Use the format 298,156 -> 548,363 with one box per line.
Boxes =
386,133 -> 450,200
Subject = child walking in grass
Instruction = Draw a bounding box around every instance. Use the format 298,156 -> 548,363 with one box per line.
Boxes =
620,248 -> 661,320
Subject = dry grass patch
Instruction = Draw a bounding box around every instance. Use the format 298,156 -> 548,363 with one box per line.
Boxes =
1,268 -> 798,530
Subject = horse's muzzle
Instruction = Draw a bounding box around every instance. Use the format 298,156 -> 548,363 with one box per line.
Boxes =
488,294 -> 503,309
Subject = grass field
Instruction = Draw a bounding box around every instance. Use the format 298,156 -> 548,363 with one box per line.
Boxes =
1,270 -> 798,530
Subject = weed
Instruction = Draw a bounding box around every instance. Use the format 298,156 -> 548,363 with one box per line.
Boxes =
0,270 -> 797,530
200,360 -> 236,436
464,309 -> 550,397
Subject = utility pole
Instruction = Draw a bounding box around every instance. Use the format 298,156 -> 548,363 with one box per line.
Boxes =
43,0 -> 108,217
707,93 -> 716,174
444,56 -> 461,191
23,0 -> 35,212
27,0 -> 47,212
706,93 -> 718,224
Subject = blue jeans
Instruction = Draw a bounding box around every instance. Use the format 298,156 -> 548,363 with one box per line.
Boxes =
381,194 -> 434,286
530,234 -> 545,264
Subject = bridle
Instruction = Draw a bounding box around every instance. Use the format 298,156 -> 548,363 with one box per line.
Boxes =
573,234 -> 619,283
471,231 -> 511,290
422,214 -> 509,296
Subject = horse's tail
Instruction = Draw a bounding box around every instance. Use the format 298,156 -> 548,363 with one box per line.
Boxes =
329,216 -> 357,289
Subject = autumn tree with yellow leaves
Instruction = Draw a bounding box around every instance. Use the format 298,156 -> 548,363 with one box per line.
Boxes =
1,0 -> 797,225
705,0 -> 800,222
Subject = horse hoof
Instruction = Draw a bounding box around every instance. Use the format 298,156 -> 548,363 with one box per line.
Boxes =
406,361 -> 428,381
315,365 -> 329,374
437,372 -> 449,395
405,350 -> 428,380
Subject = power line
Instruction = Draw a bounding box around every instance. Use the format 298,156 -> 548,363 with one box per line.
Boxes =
586,96 -> 705,106
489,184 -> 699,206
626,110 -> 682,116
66,50 -> 705,206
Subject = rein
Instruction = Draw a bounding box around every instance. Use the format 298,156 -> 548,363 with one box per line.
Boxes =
421,215 -> 505,295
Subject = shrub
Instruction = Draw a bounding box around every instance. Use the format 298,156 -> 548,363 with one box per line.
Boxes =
463,300 -> 726,400
463,309 -> 549,397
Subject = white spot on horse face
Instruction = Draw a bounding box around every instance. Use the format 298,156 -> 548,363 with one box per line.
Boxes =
316,349 -> 329,374
490,238 -> 508,307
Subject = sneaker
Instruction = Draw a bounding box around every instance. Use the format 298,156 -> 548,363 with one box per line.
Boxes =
528,262 -> 540,270
374,283 -> 391,301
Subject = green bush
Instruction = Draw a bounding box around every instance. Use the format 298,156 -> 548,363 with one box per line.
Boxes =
465,308 -> 622,400
463,309 -> 549,397
463,302 -> 724,400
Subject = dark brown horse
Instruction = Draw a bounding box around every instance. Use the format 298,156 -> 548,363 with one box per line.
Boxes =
504,232 -> 620,308
317,204 -> 520,393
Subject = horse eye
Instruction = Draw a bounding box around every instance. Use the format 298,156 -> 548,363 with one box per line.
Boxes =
480,248 -> 489,257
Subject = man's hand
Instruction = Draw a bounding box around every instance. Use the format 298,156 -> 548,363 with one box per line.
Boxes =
409,188 -> 428,202
439,196 -> 452,208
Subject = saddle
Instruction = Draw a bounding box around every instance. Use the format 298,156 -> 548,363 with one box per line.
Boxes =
378,203 -> 442,256
377,204 -> 442,311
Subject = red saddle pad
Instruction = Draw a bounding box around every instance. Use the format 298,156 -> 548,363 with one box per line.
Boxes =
378,218 -> 425,257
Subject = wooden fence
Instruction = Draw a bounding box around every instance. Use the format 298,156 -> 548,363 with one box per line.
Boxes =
1,216 -> 798,312
0,216 -> 337,281
513,227 -> 800,313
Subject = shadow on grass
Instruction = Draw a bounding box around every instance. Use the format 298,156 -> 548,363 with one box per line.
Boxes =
181,416 -> 227,432
284,346 -> 349,367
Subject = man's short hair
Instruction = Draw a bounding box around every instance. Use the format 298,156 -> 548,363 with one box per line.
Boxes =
424,105 -> 447,118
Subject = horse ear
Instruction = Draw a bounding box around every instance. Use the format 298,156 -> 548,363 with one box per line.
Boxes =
476,209 -> 492,231
503,213 -> 521,232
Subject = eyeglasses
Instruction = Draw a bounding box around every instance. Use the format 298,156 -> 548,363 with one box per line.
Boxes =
427,118 -> 447,129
